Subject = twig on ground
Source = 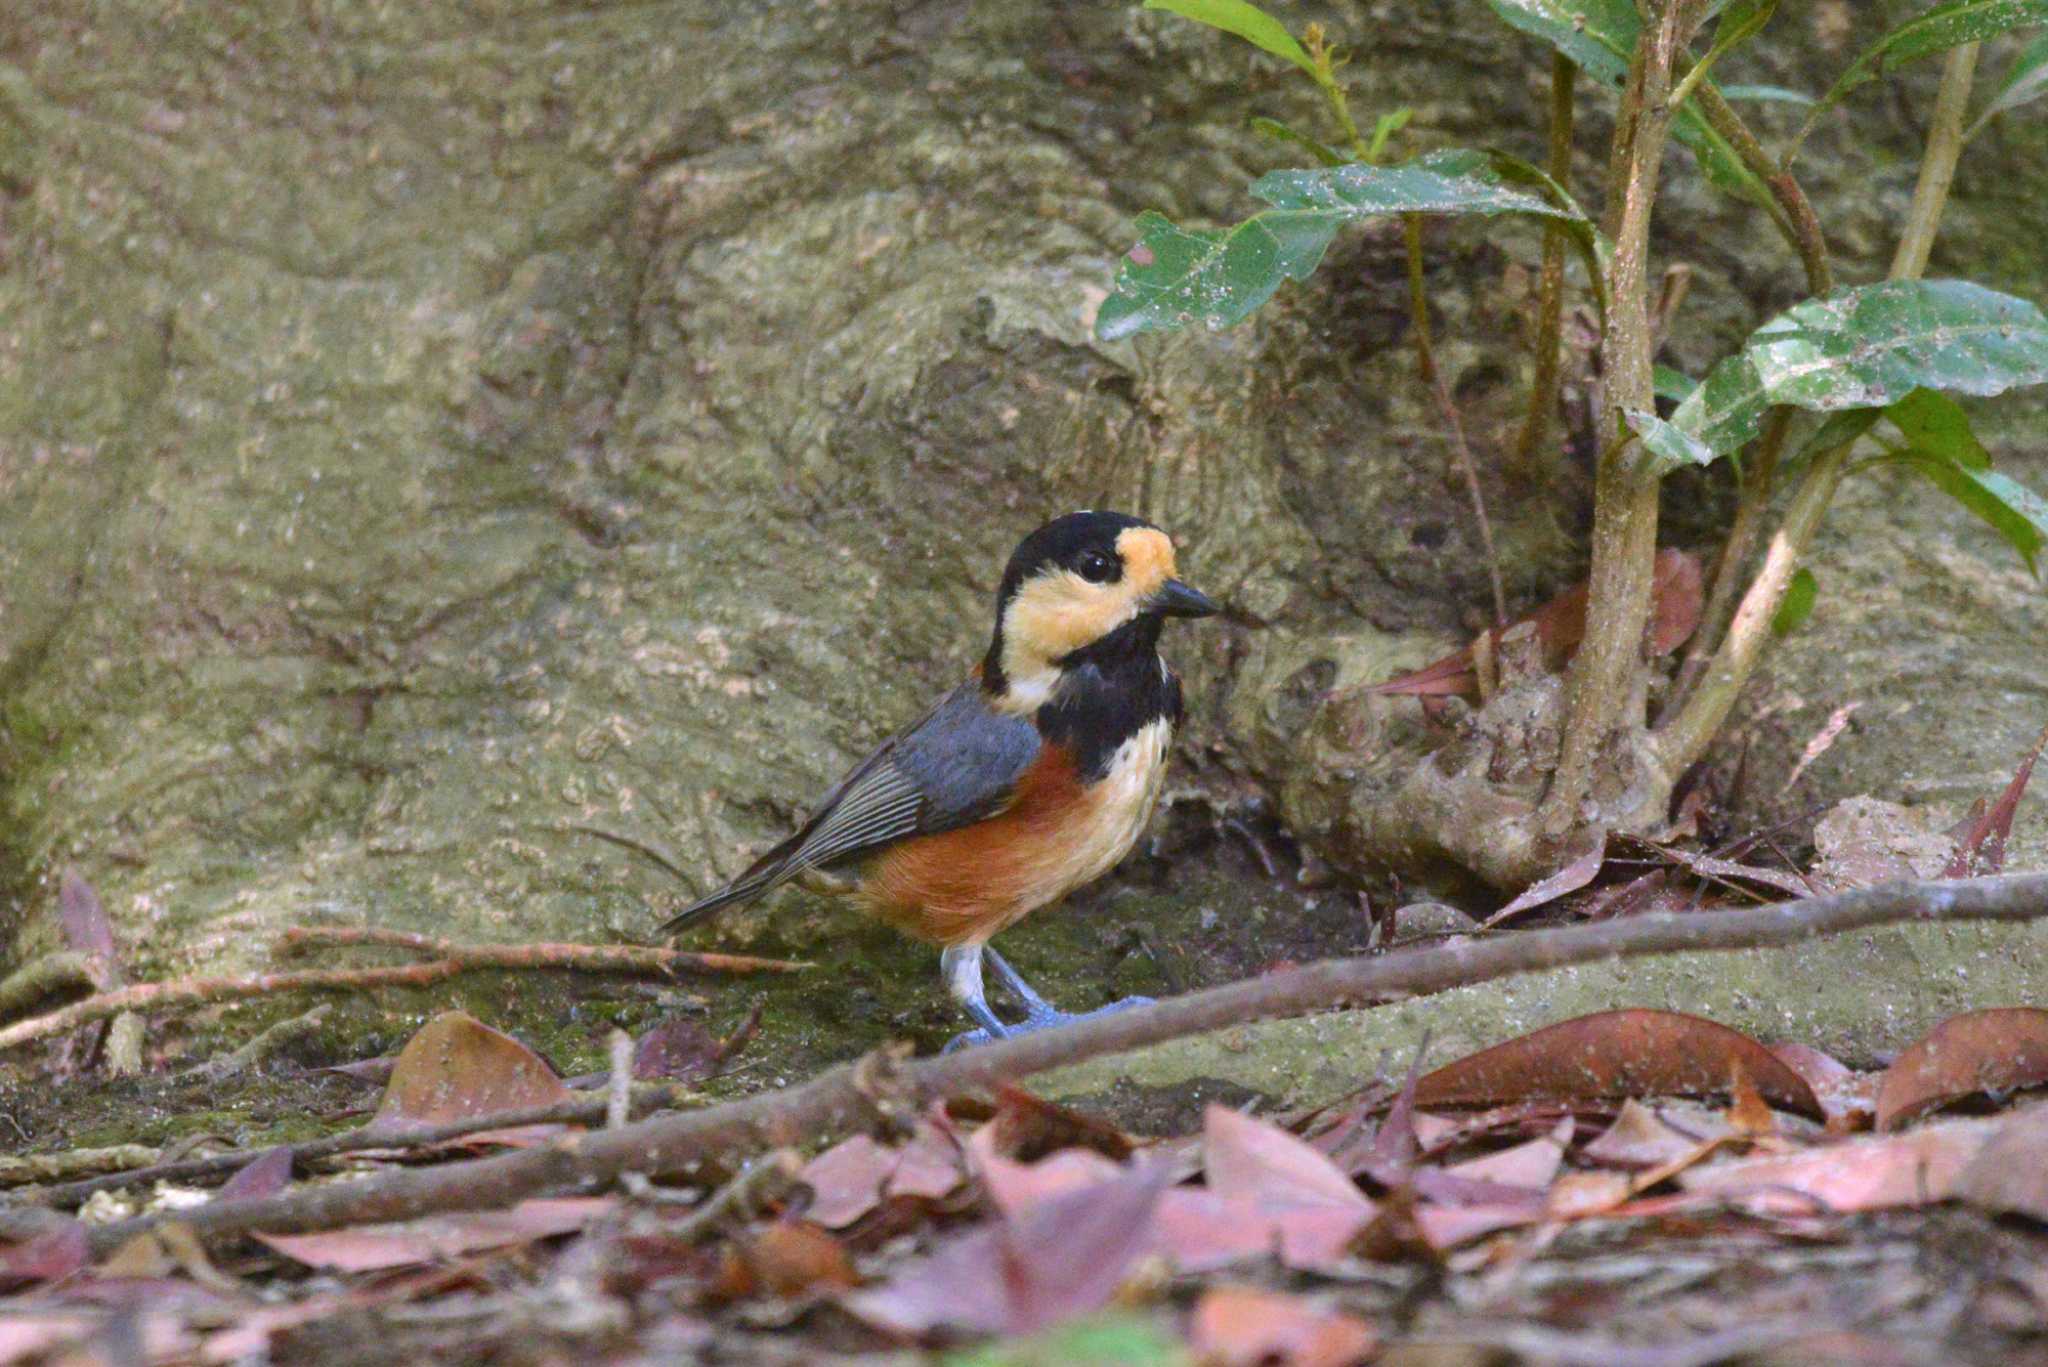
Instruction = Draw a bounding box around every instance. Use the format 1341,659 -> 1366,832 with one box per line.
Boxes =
607,1029 -> 634,1131
82,873 -> 2048,1251
31,1082 -> 706,1209
0,1145 -> 163,1188
176,1004 -> 334,1083
274,926 -> 808,978
0,936 -> 806,1056
666,1150 -> 805,1242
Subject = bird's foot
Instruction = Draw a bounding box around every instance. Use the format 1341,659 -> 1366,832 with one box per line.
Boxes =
941,994 -> 1157,1052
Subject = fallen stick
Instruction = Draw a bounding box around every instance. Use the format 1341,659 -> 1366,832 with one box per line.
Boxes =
32,1082 -> 705,1208
0,936 -> 808,1055
273,926 -> 809,978
81,874 -> 2048,1252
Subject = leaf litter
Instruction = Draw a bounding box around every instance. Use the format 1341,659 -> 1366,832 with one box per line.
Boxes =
10,874 -> 2048,1360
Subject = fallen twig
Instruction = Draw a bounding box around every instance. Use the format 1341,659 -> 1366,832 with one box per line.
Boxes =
81,874 -> 2048,1251
0,935 -> 807,1056
31,1082 -> 705,1209
0,1144 -> 162,1188
274,926 -> 808,977
176,1003 -> 334,1083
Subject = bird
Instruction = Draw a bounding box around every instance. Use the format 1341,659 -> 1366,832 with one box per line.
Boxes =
657,510 -> 1218,1048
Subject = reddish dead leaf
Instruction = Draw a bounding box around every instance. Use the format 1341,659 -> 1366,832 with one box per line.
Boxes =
1444,1117 -> 1572,1191
0,1222 -> 89,1290
1152,1188 -> 1369,1272
1956,1103 -> 2048,1221
1769,1043 -> 1877,1129
886,1116 -> 968,1202
1413,1010 -> 1823,1119
252,1196 -> 611,1272
631,1015 -> 724,1082
1546,1170 -> 1636,1219
219,1146 -> 294,1201
1945,722 -> 2048,877
712,1221 -> 860,1300
1727,1062 -> 1776,1137
1188,1285 -> 1377,1367
57,869 -> 118,966
1204,1106 -> 1373,1213
973,1141 -> 1125,1218
1580,1100 -> 1700,1170
800,1135 -> 897,1229
981,1083 -> 1134,1163
841,1167 -> 1166,1338
1483,841 -> 1607,927
1362,549 -> 1700,701
371,1011 -> 571,1131
1874,1007 -> 2048,1131
1679,1115 -> 1997,1214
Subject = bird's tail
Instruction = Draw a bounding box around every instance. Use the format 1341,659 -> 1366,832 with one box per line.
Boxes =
656,877 -> 769,935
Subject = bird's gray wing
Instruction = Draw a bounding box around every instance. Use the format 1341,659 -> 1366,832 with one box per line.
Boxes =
658,682 -> 1039,931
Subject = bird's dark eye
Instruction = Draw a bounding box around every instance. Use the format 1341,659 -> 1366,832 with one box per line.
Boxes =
1076,550 -> 1118,584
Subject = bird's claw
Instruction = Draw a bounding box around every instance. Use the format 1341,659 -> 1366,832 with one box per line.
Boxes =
942,994 -> 1157,1052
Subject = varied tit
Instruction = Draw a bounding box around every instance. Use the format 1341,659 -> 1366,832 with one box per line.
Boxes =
658,510 -> 1218,1048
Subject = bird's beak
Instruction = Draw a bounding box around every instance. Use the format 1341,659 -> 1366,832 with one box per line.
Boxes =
1148,578 -> 1219,619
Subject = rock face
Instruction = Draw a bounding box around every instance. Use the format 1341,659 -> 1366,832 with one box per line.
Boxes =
2,0 -> 2043,1014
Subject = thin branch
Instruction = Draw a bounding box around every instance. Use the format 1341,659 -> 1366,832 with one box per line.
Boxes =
1658,41 -> 1979,778
83,873 -> 2048,1252
0,952 -> 105,1021
30,1082 -> 704,1209
1513,52 -> 1579,475
274,926 -> 808,977
0,934 -> 807,1055
1891,43 -> 1980,280
1660,406 -> 1790,724
1694,84 -> 1831,295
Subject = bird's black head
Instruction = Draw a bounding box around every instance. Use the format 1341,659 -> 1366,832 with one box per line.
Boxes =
980,511 -> 1216,706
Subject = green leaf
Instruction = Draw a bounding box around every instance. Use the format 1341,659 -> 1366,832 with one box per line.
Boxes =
1886,388 -> 1991,469
1367,107 -> 1413,162
1143,0 -> 1317,76
1903,451 -> 2048,574
1670,0 -> 1779,109
1249,117 -> 1345,167
1481,0 -> 1774,207
1718,83 -> 1817,105
1098,150 -> 1596,340
1772,567 -> 1819,635
1671,279 -> 2048,455
1793,0 -> 2048,158
1626,408 -> 1720,472
1970,28 -> 2048,134
1653,365 -> 1701,402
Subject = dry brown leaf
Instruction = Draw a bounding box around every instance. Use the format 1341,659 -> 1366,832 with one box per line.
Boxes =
1361,549 -> 1700,701
1769,1043 -> 1877,1130
800,1135 -> 898,1229
1679,1116 -> 1998,1213
1956,1103 -> 2048,1220
1580,1100 -> 1699,1170
1874,1007 -> 2048,1130
1442,1117 -> 1572,1190
1204,1105 -> 1373,1213
1413,1010 -> 1823,1118
1188,1285 -> 1377,1367
981,1083 -> 1135,1163
1812,797 -> 1956,890
840,1167 -> 1167,1338
372,1011 -> 572,1131
712,1221 -> 860,1300
252,1196 -> 610,1272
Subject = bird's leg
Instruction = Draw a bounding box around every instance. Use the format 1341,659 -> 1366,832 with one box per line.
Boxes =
940,944 -> 1010,1051
967,944 -> 1157,1040
983,947 -> 1056,1017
